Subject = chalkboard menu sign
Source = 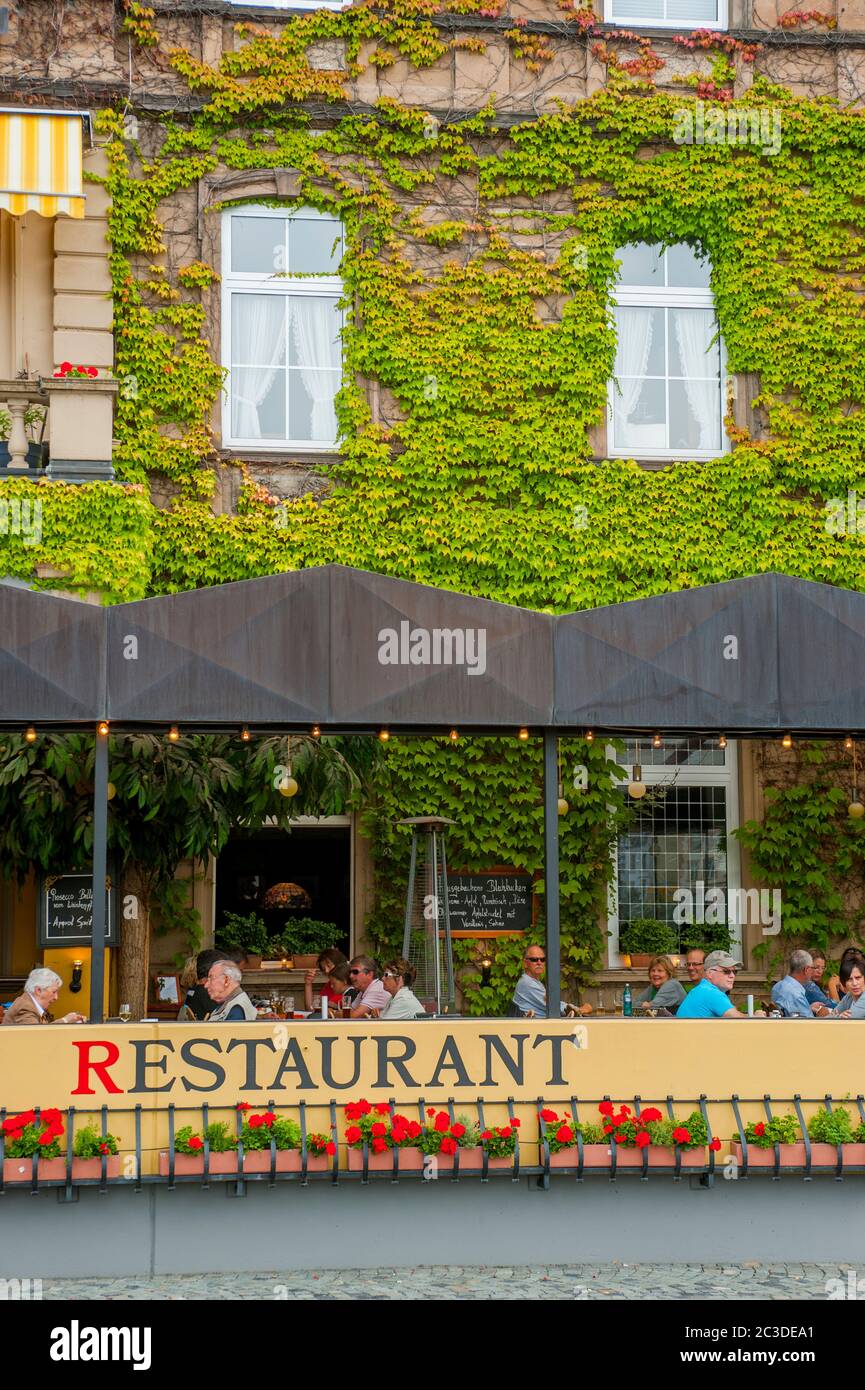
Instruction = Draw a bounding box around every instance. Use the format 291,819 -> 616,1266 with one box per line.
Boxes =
39,872 -> 118,947
447,870 -> 534,937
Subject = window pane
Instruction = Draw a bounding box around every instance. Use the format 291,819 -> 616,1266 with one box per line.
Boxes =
669,379 -> 721,452
614,305 -> 665,379
230,293 -> 287,440
613,376 -> 666,452
615,243 -> 663,286
289,217 -> 342,274
232,368 -> 286,440
622,736 -> 726,768
667,0 -> 718,19
289,368 -> 339,443
669,308 -> 719,377
231,216 -> 286,274
611,0 -> 663,16
665,242 -> 712,289
617,786 -> 728,936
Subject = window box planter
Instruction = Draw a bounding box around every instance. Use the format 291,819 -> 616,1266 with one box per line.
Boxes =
158,1151 -> 239,1176
731,1142 -> 806,1168
241,1149 -> 331,1173
559,1145 -> 707,1169
347,1147 -> 425,1173
435,1148 -> 514,1172
69,1156 -> 123,1180
3,1157 -> 67,1183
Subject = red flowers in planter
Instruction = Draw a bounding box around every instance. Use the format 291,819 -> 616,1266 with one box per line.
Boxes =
3,1108 -> 65,1159
188,1136 -> 204,1151
53,363 -> 99,379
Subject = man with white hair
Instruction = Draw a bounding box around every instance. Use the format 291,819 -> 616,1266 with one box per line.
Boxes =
205,959 -> 257,1022
1,967 -> 86,1026
771,949 -> 830,1018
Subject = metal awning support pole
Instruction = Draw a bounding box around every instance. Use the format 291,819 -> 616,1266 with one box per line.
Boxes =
543,730 -> 561,1016
89,723 -> 109,1022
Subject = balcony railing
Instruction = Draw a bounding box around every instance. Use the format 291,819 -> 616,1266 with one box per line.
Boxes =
0,374 -> 118,482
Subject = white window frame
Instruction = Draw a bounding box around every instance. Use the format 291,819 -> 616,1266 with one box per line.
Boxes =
606,739 -> 741,966
221,205 -> 344,453
603,0 -> 727,30
608,244 -> 728,461
232,1 -> 344,9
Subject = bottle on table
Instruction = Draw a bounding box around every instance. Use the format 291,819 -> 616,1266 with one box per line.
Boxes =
622,984 -> 632,1017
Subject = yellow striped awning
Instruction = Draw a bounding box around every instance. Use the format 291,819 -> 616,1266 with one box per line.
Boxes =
0,110 -> 84,219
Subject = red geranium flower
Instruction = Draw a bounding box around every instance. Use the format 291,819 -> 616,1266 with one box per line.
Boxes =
540,1109 -> 558,1123
356,1100 -> 371,1116
248,1114 -> 264,1128
371,1136 -> 388,1154
426,1108 -> 436,1117
640,1107 -> 662,1124
325,1141 -> 336,1155
709,1138 -> 722,1151
98,1142 -> 111,1155
555,1125 -> 574,1144
434,1112 -> 450,1133
7,1130 -> 23,1143
481,1130 -> 492,1140
451,1122 -> 465,1139
345,1125 -> 362,1144
635,1130 -> 651,1149
603,1124 -> 614,1135
439,1136 -> 457,1155
498,1126 -> 512,1139
408,1121 -> 422,1139
672,1127 -> 691,1145
344,1103 -> 361,1121
620,1105 -> 631,1116
371,1122 -> 387,1138
598,1101 -> 615,1117
511,1117 -> 520,1128
38,1130 -> 56,1147
188,1136 -> 203,1150
374,1103 -> 390,1115
262,1111 -> 275,1127
614,1132 -> 628,1144
41,1109 -> 62,1127
754,1122 -> 766,1137
236,1101 -> 251,1111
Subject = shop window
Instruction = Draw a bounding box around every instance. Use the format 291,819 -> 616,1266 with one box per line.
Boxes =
608,241 -> 726,461
221,206 -> 343,451
604,0 -> 727,29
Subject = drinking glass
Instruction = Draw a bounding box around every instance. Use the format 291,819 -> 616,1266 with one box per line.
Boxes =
119,1003 -> 132,1022
285,995 -> 295,1014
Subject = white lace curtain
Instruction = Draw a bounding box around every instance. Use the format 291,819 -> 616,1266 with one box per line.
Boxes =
673,308 -> 719,451
290,296 -> 340,443
614,306 -> 655,438
231,294 -> 286,440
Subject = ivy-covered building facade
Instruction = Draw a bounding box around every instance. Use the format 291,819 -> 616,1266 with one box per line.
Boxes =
1,0 -> 865,1013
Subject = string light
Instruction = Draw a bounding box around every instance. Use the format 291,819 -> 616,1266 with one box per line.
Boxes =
240,726 -> 251,742
718,734 -> 727,750
378,728 -> 390,742
97,720 -> 109,737
167,725 -> 180,742
278,734 -> 299,797
781,732 -> 793,749
585,730 -> 594,743
652,732 -> 662,749
845,735 -> 854,751
449,729 -> 459,742
24,726 -> 37,743
311,724 -> 321,738
628,739 -> 646,799
518,727 -> 530,741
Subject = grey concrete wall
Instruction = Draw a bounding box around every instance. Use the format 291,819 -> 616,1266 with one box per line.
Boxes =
0,1175 -> 859,1278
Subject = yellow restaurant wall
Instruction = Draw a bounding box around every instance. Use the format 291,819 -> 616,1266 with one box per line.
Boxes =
0,1019 -> 860,1175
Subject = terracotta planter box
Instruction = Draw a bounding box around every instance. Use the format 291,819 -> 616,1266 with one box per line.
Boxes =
732,1142 -> 806,1168
3,1157 -> 67,1183
347,1147 -> 425,1172
241,1149 -> 332,1173
158,1151 -> 239,1176
434,1149 -> 515,1172
70,1156 -> 123,1180
560,1144 -> 706,1169
291,954 -> 319,970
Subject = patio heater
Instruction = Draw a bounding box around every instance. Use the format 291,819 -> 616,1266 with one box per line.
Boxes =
399,816 -> 456,1014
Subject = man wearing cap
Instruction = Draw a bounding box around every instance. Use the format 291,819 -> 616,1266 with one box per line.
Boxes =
676,950 -> 745,1019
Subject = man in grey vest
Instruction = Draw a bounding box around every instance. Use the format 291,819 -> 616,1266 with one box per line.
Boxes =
205,960 -> 257,1022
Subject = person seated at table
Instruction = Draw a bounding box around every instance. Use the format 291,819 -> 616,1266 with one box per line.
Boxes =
771,950 -> 828,1018
684,948 -> 706,991
304,947 -> 349,1012
635,955 -> 686,1015
676,951 -> 745,1018
204,960 -> 258,1022
803,949 -> 833,1009
826,947 -> 860,1004
182,948 -> 232,1021
512,946 -> 590,1019
368,958 -> 426,1020
832,953 -> 865,1019
346,955 -> 389,1018
1,967 -> 86,1025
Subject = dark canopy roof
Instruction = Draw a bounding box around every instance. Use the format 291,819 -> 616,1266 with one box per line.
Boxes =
1,568 -> 863,732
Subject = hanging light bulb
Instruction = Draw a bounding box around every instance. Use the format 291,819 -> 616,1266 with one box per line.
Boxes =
97,720 -> 110,737
781,732 -> 793,749
627,740 -> 646,799
24,725 -> 37,743
167,725 -> 180,743
652,732 -> 662,749
585,729 -> 594,743
845,735 -> 854,751
718,733 -> 727,750
849,741 -> 863,818
240,725 -> 251,742
449,729 -> 459,743
106,782 -> 117,801
518,727 -> 530,741
278,735 -> 299,797
557,781 -> 569,816
311,724 -> 321,738
378,728 -> 390,742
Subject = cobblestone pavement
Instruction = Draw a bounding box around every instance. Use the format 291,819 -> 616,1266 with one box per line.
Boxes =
39,1263 -> 861,1300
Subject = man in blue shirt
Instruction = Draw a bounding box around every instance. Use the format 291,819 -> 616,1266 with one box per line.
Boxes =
772,950 -> 830,1018
803,950 -> 832,1009
513,947 -> 586,1019
677,951 -> 744,1018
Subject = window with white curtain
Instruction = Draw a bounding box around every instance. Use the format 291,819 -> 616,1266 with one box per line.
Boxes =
603,0 -> 727,28
222,206 -> 343,451
608,242 -> 726,461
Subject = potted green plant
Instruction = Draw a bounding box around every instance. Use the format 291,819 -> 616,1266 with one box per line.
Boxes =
806,1107 -> 865,1168
2,1108 -> 66,1183
571,1103 -> 719,1169
678,921 -> 733,954
618,918 -> 677,966
732,1114 -> 803,1167
159,1121 -> 239,1176
0,408 -> 11,467
239,1109 -> 310,1172
23,404 -> 47,467
344,1099 -> 425,1172
215,912 -> 268,967
278,918 -> 340,970
72,1123 -> 122,1179
416,1108 -> 486,1170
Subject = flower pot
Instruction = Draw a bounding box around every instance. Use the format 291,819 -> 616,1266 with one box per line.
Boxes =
244,954 -> 263,970
0,442 -> 10,467
158,1151 -> 239,1176
731,1142 -> 806,1168
71,1156 -> 123,1180
292,954 -> 318,970
629,954 -> 652,968
561,1144 -> 706,1169
26,441 -> 46,469
347,1147 -> 424,1172
3,1157 -> 67,1183
241,1149 -> 331,1173
434,1148 -> 514,1172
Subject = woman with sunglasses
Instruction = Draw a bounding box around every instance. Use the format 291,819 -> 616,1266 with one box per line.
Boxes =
369,959 -> 426,1020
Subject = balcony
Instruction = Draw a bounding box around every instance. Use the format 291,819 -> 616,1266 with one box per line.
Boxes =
0,375 -> 118,482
